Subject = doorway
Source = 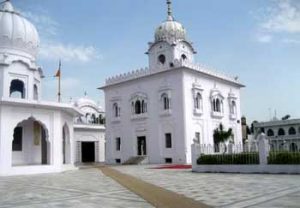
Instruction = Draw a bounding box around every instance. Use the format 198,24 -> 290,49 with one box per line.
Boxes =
81,142 -> 95,163
137,136 -> 147,156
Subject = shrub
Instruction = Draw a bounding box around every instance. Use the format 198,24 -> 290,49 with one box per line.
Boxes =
268,151 -> 300,164
197,152 -> 259,165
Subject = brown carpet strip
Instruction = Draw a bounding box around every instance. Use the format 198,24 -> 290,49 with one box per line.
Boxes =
99,167 -> 212,208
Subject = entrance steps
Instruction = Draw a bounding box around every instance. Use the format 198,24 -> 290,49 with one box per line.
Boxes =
123,156 -> 148,165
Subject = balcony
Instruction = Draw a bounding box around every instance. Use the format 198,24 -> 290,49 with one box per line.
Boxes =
131,113 -> 148,121
211,111 -> 224,119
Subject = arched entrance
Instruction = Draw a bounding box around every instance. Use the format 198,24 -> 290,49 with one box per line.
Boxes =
62,124 -> 71,164
12,117 -> 50,166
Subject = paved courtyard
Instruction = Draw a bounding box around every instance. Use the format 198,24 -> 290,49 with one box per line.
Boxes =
114,165 -> 300,208
0,168 -> 153,208
1,166 -> 300,208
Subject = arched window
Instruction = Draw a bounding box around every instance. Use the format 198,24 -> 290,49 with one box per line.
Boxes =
213,98 -> 222,112
135,100 -> 142,114
278,128 -> 285,136
267,129 -> 274,137
91,114 -> 96,124
141,100 -> 147,113
290,143 -> 298,152
10,79 -> 25,99
288,127 -> 296,135
161,93 -> 170,110
181,54 -> 187,61
158,54 -> 166,64
195,93 -> 202,110
230,101 -> 236,114
33,84 -> 38,100
113,103 -> 120,117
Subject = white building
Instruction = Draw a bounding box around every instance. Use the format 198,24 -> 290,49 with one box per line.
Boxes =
73,96 -> 105,163
254,119 -> 300,152
100,0 -> 245,165
0,1 -> 81,176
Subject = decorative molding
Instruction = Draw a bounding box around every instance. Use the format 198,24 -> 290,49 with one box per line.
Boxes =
104,59 -> 244,87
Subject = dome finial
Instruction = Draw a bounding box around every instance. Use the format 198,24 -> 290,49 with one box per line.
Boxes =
167,0 -> 174,21
1,0 -> 14,12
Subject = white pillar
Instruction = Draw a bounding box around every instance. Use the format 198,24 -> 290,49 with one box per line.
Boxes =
258,133 -> 269,165
191,143 -> 201,168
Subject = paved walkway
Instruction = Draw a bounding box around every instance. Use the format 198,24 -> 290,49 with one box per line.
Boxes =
114,165 -> 300,208
100,166 -> 210,208
0,169 -> 153,208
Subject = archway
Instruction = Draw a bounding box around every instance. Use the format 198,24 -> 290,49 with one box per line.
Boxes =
62,123 -> 71,164
12,117 -> 50,166
290,143 -> 298,152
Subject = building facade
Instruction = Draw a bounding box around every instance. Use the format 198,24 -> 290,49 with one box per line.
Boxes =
101,1 -> 244,164
0,1 -> 81,176
253,119 -> 300,152
73,97 -> 105,163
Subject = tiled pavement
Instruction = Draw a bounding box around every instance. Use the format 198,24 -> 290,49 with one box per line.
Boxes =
114,165 -> 300,208
0,169 -> 153,208
1,166 -> 300,208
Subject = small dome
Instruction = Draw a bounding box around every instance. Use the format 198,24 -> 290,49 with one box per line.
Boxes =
155,19 -> 186,43
75,97 -> 98,108
0,1 -> 40,59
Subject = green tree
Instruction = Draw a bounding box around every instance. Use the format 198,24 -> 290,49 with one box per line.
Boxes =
213,123 -> 233,144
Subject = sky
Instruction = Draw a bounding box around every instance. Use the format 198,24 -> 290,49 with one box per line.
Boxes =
9,0 -> 300,122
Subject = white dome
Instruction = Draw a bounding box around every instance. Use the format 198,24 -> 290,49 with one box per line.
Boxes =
75,97 -> 103,112
0,1 -> 40,59
155,19 -> 186,43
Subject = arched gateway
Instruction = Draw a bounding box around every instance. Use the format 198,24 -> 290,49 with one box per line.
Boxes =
12,117 -> 50,166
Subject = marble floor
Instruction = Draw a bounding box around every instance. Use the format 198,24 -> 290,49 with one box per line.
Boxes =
114,165 -> 300,208
0,168 -> 153,208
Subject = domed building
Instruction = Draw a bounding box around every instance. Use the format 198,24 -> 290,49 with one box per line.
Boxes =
101,0 -> 245,164
0,1 -> 81,176
73,96 -> 105,164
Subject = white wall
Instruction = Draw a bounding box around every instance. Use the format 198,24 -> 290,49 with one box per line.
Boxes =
0,103 -> 76,176
183,70 -> 243,163
104,67 -> 243,164
74,128 -> 105,163
105,69 -> 186,164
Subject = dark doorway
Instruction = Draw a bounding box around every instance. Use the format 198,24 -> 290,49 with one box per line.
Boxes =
41,128 -> 47,164
137,136 -> 147,156
81,142 -> 95,163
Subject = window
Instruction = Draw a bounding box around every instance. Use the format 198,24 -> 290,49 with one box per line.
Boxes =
161,93 -> 170,110
135,100 -> 142,114
115,159 -> 121,164
278,128 -> 285,136
289,127 -> 296,135
181,54 -> 187,61
195,132 -> 200,144
10,79 -> 25,99
267,129 -> 274,137
194,93 -> 202,109
12,127 -> 22,151
133,99 -> 147,115
141,100 -> 147,113
290,143 -> 298,152
213,98 -> 222,112
113,103 -> 120,117
165,133 -> 172,148
116,137 -> 121,151
33,84 -> 38,100
230,101 -> 236,114
165,158 -> 173,163
158,54 -> 166,64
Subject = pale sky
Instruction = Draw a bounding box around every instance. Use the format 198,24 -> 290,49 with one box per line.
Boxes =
11,0 -> 300,122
